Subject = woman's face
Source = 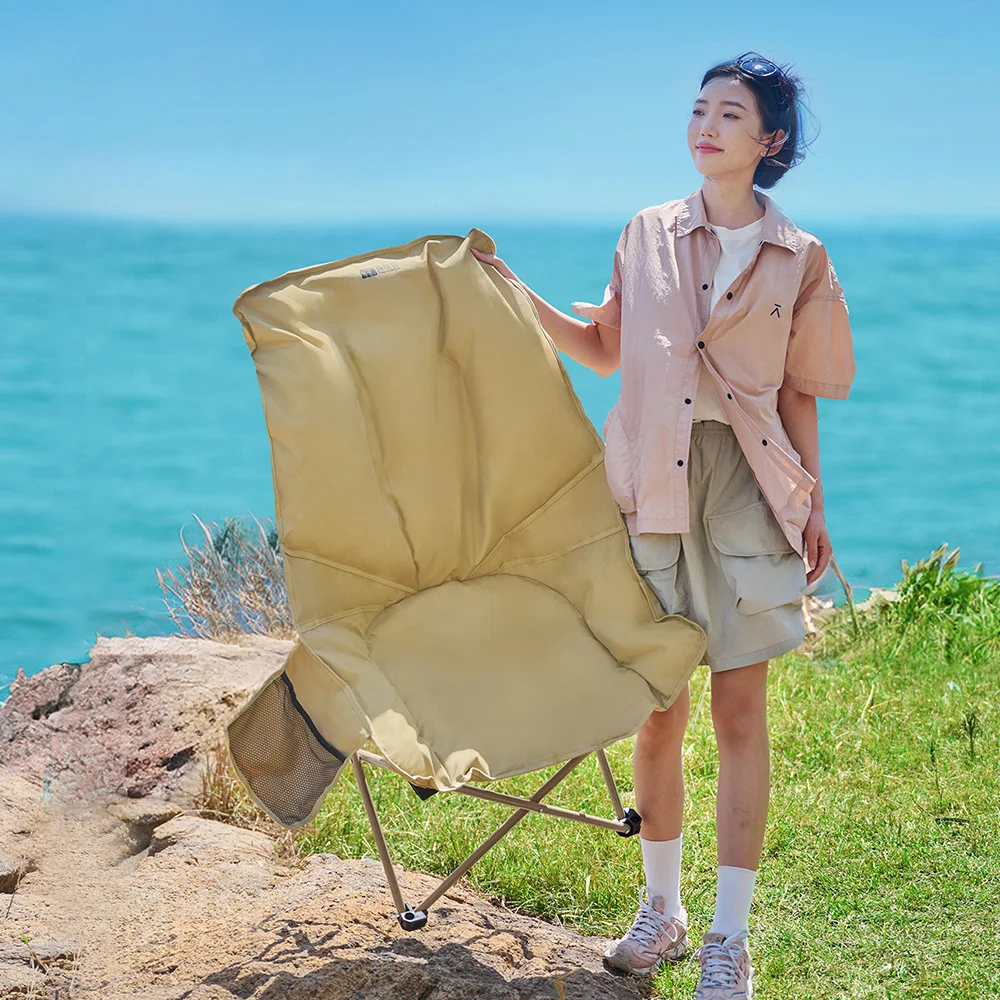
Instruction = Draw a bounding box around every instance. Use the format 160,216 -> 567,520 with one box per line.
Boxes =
687,75 -> 785,181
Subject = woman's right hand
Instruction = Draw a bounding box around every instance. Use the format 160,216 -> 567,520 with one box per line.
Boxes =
471,247 -> 518,283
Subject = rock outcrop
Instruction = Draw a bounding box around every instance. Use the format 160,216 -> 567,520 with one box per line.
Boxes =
0,635 -> 651,999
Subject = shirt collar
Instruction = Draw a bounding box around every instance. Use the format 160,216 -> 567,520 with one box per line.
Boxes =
672,187 -> 800,253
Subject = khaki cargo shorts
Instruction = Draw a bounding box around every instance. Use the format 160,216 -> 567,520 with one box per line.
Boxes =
628,419 -> 807,672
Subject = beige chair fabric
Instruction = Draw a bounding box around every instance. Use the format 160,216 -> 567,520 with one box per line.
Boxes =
225,227 -> 708,830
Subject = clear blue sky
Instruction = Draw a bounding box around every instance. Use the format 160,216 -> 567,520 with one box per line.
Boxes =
1,0 -> 994,224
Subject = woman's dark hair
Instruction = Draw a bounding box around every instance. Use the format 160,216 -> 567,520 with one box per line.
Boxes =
700,50 -> 816,189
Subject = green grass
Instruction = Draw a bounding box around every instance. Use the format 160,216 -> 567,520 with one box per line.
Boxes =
292,544 -> 999,999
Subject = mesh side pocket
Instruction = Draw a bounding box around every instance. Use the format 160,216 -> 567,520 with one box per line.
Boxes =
226,671 -> 347,828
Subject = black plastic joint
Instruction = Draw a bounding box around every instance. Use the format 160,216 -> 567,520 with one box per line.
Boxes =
615,808 -> 642,838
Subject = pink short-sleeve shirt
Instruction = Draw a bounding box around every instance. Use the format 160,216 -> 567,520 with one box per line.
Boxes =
570,186 -> 856,560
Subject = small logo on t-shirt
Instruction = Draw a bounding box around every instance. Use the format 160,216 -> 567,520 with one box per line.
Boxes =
770,303 -> 782,317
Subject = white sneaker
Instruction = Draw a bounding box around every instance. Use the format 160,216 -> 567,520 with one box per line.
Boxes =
602,885 -> 689,975
693,928 -> 754,998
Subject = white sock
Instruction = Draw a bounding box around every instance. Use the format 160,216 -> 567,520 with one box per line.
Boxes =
709,864 -> 757,936
639,833 -> 684,920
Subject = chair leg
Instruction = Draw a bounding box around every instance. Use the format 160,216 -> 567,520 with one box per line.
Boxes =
595,747 -> 642,837
412,755 -> 588,916
349,749 -> 641,929
349,753 -> 427,930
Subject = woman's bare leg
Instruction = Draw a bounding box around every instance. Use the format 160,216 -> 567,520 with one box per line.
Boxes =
710,659 -> 770,869
705,658 -> 769,939
633,680 -> 690,839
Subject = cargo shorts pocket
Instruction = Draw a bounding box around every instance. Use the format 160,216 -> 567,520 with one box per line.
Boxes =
628,532 -> 682,614
707,500 -> 806,616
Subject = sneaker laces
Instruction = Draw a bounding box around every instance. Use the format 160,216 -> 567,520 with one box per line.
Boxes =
697,936 -> 746,988
623,886 -> 676,948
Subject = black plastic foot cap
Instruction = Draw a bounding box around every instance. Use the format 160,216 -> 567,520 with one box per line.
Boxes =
398,907 -> 428,931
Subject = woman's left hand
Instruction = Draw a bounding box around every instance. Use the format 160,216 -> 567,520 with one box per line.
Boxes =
803,508 -> 831,586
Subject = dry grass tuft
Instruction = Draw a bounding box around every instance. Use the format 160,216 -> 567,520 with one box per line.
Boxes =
156,513 -> 296,641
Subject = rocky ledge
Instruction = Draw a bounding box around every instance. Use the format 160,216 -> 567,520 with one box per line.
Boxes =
0,635 -> 652,999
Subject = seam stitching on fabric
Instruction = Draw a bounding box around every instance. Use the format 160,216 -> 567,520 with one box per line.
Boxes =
283,549 -> 416,594
298,603 -> 388,634
497,524 -> 623,571
468,456 -> 606,575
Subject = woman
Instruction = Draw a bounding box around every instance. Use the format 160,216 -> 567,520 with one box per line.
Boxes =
474,51 -> 855,998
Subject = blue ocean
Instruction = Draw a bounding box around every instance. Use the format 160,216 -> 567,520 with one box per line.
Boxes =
2,214 -> 997,692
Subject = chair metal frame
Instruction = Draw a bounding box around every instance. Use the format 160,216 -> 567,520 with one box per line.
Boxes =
348,746 -> 642,930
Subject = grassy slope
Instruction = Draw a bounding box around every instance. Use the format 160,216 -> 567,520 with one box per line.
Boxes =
294,545 -> 999,999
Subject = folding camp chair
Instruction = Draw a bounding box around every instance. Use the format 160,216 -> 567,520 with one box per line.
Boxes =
225,228 -> 708,929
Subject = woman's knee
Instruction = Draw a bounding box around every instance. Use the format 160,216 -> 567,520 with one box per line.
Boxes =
639,681 -> 690,744
711,664 -> 768,746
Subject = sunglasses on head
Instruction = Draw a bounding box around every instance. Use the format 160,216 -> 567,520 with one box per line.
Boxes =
737,55 -> 780,77
736,55 -> 791,109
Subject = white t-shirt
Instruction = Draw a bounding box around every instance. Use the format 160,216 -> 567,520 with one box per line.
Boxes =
692,214 -> 766,425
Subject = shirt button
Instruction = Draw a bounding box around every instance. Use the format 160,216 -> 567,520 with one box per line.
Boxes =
702,283 -> 709,290
677,459 -> 684,466
727,393 -> 733,399
726,292 -> 733,299
685,398 -> 692,404
697,341 -> 705,348
762,439 -> 767,446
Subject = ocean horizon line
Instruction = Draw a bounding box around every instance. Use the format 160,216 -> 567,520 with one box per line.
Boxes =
2,207 -> 997,233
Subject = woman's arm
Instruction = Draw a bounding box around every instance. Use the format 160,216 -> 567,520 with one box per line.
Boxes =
511,275 -> 619,377
777,383 -> 830,585
471,248 -> 616,376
